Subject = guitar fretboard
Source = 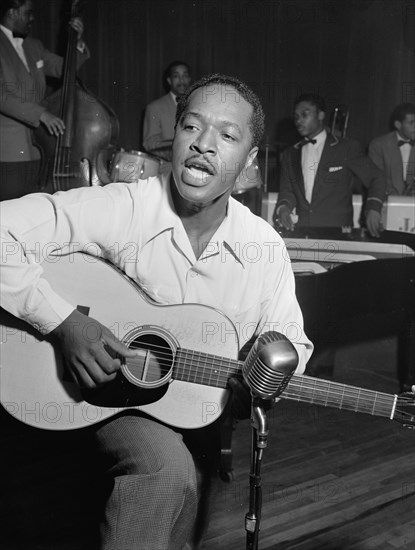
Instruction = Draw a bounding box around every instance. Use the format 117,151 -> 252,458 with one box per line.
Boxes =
175,348 -> 241,387
174,349 -> 396,420
283,375 -> 395,419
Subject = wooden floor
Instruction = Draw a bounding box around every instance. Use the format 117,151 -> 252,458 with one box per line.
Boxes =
1,336 -> 414,550
203,337 -> 415,550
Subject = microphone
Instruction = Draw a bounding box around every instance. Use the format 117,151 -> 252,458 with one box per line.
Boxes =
242,331 -> 298,400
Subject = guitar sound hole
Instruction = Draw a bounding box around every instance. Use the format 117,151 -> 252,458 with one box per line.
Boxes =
123,334 -> 174,386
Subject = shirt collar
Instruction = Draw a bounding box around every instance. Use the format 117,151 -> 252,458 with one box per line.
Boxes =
0,25 -> 25,51
313,129 -> 327,146
140,172 -> 180,246
140,173 -> 246,266
0,24 -> 19,44
211,199 -> 246,267
186,199 -> 247,266
294,128 -> 327,149
396,131 -> 410,144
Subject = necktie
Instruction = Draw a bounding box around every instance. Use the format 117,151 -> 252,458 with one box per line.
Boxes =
398,139 -> 415,147
13,37 -> 30,72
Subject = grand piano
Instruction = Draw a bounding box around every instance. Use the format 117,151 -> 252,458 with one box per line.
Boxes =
278,227 -> 415,392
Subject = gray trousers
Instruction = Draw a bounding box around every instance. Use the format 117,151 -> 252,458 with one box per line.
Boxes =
93,413 -> 218,550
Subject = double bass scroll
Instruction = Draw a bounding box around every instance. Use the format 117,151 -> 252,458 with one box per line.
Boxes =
34,0 -> 119,192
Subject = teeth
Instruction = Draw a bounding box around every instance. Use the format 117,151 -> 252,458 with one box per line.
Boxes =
187,166 -> 210,181
190,163 -> 210,173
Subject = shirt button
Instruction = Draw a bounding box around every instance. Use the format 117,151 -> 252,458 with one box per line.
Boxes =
191,271 -> 198,278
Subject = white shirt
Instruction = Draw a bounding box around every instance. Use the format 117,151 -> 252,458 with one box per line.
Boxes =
0,24 -> 30,71
301,129 -> 327,203
396,132 -> 412,182
0,174 -> 313,372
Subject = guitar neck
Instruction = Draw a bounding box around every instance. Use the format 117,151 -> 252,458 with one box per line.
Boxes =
283,374 -> 396,419
175,348 -> 242,387
175,349 -> 396,420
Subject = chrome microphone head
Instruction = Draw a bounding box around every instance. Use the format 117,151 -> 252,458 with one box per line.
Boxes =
242,332 -> 298,399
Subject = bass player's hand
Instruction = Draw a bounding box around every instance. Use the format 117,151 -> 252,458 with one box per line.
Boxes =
50,309 -> 137,388
39,110 -> 65,136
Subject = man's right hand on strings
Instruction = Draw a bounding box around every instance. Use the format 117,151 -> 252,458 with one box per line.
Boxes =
50,309 -> 137,388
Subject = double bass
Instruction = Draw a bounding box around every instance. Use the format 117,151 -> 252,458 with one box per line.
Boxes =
34,0 -> 119,192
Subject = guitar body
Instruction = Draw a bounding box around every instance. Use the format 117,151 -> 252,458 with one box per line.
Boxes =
0,253 -> 239,430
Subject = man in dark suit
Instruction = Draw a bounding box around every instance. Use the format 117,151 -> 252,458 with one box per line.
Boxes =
143,61 -> 191,162
0,0 -> 88,200
274,94 -> 386,237
368,103 -> 415,196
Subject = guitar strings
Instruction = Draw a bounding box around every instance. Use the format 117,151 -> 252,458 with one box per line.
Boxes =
125,341 -> 403,417
127,340 -> 393,400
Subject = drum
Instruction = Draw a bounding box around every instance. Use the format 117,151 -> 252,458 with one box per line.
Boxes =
233,160 -> 262,193
110,150 -> 160,182
232,160 -> 263,215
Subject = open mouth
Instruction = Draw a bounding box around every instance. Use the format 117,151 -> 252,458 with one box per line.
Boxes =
184,159 -> 216,181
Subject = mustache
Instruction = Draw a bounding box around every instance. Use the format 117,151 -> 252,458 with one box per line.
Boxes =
184,155 -> 217,175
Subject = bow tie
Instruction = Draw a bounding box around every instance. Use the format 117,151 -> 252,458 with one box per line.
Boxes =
299,138 -> 317,147
398,139 -> 415,147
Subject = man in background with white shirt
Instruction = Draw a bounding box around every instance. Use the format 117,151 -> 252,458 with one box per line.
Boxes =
0,0 -> 88,200
274,93 -> 386,237
368,103 -> 415,196
143,60 -> 191,163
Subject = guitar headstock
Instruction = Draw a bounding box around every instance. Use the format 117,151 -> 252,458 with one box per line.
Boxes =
394,392 -> 415,429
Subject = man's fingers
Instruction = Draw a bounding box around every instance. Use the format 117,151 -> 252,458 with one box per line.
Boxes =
281,214 -> 294,231
92,342 -> 123,375
52,119 -> 65,135
69,358 -> 103,388
366,211 -> 383,238
73,353 -> 118,388
102,333 -> 139,359
46,121 -> 64,136
53,311 -> 135,388
69,17 -> 84,37
41,112 -> 65,135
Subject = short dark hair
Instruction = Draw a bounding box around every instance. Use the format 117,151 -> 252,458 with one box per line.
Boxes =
294,93 -> 326,113
164,60 -> 190,80
0,0 -> 25,20
175,73 -> 265,148
391,103 -> 415,124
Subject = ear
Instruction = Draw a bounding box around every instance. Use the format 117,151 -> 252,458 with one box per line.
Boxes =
167,76 -> 172,88
244,146 -> 258,169
7,8 -> 17,21
318,111 -> 325,122
394,120 -> 401,132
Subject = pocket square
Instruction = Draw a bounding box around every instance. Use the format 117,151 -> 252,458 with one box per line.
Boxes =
328,166 -> 343,172
36,59 -> 44,69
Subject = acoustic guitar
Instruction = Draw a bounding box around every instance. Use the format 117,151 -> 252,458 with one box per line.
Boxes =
1,253 -> 414,431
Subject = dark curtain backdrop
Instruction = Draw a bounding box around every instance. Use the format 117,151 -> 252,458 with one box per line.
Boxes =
33,0 -> 415,152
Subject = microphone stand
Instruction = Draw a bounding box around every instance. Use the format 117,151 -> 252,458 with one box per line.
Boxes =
245,396 -> 271,550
